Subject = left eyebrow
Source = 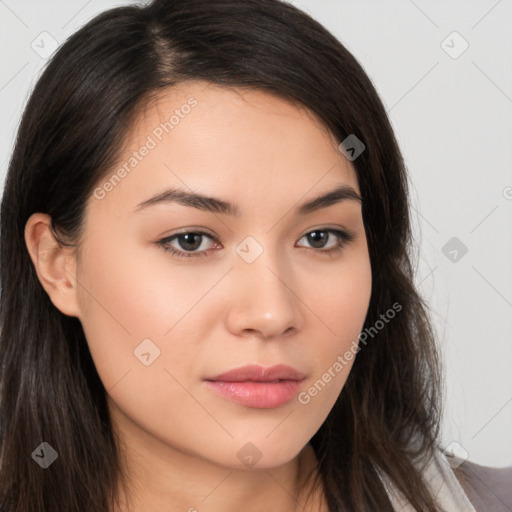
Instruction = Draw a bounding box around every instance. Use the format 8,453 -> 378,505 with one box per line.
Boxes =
133,183 -> 362,216
296,184 -> 362,215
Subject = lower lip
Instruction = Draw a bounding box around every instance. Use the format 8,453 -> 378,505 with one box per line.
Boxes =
204,379 -> 303,408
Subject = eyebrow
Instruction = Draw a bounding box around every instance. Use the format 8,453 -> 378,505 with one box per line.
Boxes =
133,183 -> 362,216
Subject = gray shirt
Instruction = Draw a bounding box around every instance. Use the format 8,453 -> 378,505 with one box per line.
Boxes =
455,459 -> 512,512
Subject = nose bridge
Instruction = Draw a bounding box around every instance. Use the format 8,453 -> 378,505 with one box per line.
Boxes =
226,235 -> 303,337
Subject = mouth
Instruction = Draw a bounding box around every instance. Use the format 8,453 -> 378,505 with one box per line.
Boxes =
203,364 -> 306,408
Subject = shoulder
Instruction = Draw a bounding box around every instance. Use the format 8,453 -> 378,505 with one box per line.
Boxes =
454,458 -> 512,512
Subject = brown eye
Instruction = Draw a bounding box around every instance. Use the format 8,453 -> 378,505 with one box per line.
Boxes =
158,231 -> 219,258
296,229 -> 355,254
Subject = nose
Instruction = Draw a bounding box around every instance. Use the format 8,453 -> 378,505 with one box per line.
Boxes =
223,246 -> 305,340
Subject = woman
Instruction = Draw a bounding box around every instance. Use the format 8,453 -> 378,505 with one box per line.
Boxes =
0,0 -> 510,511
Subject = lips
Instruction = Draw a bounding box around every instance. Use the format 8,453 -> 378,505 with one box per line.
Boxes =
203,364 -> 306,408
205,363 -> 306,383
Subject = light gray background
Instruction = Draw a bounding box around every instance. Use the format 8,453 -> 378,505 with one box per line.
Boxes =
0,0 -> 511,468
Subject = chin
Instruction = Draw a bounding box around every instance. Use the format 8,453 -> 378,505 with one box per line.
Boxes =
215,439 -> 305,472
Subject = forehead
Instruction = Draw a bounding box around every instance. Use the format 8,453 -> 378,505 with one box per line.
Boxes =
86,81 -> 360,220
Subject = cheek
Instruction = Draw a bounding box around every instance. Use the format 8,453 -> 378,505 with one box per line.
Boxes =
313,250 -> 372,337
303,252 -> 372,391
75,237 -> 165,388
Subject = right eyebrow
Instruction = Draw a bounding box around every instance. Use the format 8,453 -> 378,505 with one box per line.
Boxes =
133,187 -> 241,216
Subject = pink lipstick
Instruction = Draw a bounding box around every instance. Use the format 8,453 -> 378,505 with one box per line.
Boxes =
204,364 -> 305,408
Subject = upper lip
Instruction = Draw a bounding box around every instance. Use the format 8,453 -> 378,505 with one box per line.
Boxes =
205,364 -> 306,382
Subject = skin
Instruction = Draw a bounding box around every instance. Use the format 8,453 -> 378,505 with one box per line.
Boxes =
25,81 -> 372,512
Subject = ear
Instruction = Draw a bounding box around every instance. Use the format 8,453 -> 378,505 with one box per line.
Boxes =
24,213 -> 82,318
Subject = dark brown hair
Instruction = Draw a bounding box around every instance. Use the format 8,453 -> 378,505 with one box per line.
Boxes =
0,0 -> 447,510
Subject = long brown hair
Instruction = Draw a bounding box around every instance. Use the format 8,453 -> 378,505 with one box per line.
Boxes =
0,1 -> 446,510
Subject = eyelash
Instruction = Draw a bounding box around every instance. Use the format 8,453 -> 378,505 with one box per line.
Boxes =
157,228 -> 356,259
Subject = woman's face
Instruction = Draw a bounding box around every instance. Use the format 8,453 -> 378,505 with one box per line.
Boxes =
57,82 -> 372,469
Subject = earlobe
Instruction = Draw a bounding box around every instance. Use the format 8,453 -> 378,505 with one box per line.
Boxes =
24,213 -> 82,318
